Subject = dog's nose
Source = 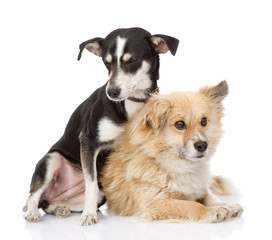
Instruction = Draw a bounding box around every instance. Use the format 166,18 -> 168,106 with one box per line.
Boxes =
107,88 -> 121,99
194,141 -> 208,153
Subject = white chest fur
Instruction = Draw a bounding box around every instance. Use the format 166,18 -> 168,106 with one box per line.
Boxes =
125,99 -> 145,118
97,117 -> 124,142
166,159 -> 210,201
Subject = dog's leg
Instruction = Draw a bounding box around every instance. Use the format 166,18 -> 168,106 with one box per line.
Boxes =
143,198 -> 235,223
24,152 -> 62,222
79,131 -> 100,225
203,190 -> 244,218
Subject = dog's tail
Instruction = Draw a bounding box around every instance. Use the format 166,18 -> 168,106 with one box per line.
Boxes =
210,175 -> 239,196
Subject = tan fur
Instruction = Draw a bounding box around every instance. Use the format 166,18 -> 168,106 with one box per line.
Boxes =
101,81 -> 243,223
209,175 -> 239,196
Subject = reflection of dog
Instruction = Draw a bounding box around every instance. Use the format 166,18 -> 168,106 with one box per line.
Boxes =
23,27 -> 179,225
101,81 -> 243,223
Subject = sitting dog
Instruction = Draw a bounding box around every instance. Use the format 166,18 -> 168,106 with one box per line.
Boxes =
101,81 -> 243,223
23,27 -> 179,225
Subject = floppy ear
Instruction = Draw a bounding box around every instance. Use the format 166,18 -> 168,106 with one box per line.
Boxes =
138,95 -> 172,131
77,37 -> 104,60
150,34 -> 179,56
200,80 -> 229,112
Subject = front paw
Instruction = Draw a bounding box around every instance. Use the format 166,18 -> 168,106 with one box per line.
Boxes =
224,203 -> 244,218
202,206 -> 231,223
79,212 -> 97,226
25,210 -> 41,222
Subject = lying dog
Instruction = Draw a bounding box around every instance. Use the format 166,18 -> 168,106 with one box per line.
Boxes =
101,81 -> 244,223
23,27 -> 179,225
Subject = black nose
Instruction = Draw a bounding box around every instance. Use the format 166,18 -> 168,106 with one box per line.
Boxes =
194,141 -> 208,153
107,88 -> 121,99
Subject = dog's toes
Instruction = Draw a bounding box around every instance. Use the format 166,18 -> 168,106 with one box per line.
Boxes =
25,210 -> 41,222
79,212 -> 97,226
213,206 -> 231,222
224,203 -> 244,218
202,206 -> 231,223
54,205 -> 71,218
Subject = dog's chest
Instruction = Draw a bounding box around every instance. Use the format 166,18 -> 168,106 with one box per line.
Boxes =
125,100 -> 145,118
97,117 -> 124,142
97,101 -> 144,143
166,163 -> 209,201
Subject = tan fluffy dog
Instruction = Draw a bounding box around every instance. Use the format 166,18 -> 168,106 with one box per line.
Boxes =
101,81 -> 243,223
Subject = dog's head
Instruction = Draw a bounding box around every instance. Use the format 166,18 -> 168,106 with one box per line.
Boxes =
130,81 -> 228,162
78,27 -> 179,101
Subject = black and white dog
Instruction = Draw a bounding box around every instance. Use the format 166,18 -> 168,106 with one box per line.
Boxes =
24,27 -> 179,225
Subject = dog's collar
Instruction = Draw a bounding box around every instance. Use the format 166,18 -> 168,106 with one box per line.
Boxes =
127,97 -> 147,103
127,87 -> 159,103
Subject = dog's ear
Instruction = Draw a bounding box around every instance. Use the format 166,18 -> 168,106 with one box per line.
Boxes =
77,37 -> 104,60
138,95 -> 172,131
150,34 -> 179,56
200,80 -> 229,112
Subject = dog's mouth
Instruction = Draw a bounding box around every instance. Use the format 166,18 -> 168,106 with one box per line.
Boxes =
191,150 -> 209,161
108,95 -> 147,103
107,96 -> 126,102
106,88 -> 148,103
187,153 -> 207,162
178,149 -> 208,162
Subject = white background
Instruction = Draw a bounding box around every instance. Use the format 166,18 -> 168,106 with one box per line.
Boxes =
1,0 -> 272,239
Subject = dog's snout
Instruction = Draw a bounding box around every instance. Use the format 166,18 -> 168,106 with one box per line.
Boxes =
108,88 -> 121,99
194,141 -> 208,153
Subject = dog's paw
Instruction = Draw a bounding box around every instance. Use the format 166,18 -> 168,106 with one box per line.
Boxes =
25,210 -> 41,222
201,206 -> 231,223
224,203 -> 244,218
54,205 -> 71,218
79,212 -> 97,226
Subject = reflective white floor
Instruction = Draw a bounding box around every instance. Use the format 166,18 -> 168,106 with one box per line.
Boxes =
24,210 -> 244,240
3,194 -> 271,240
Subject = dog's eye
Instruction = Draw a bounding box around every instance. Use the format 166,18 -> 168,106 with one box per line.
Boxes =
126,57 -> 138,64
104,60 -> 110,66
201,117 -> 207,127
103,54 -> 112,66
174,121 -> 186,130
